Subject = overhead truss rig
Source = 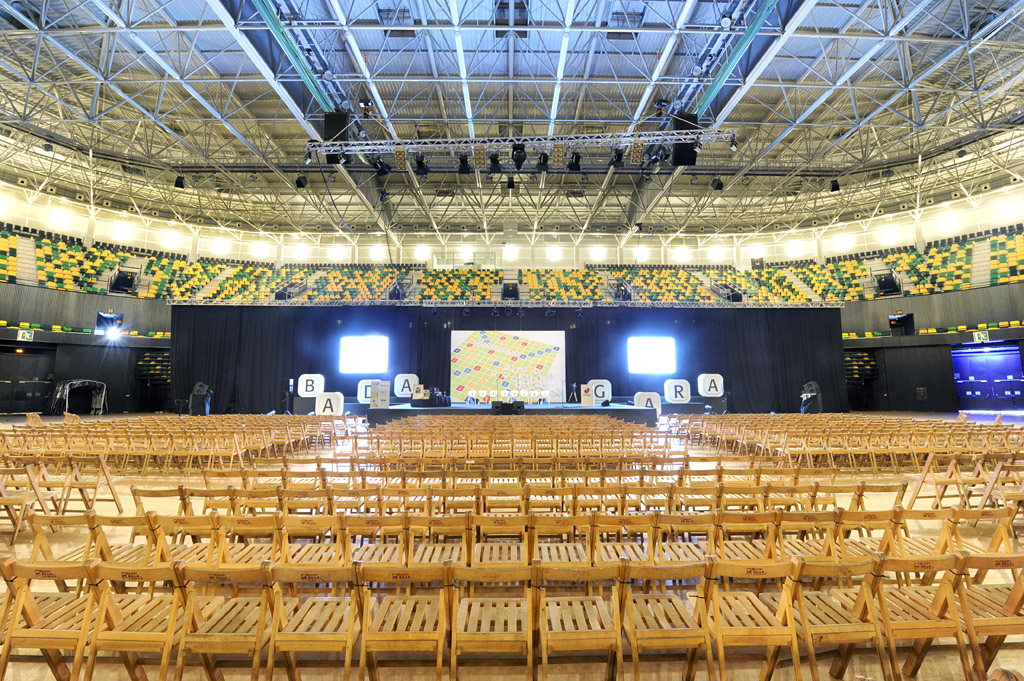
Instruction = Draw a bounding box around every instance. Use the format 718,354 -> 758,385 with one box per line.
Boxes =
306,130 -> 736,157
169,298 -> 842,310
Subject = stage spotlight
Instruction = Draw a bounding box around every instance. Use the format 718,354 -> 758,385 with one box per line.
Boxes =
830,179 -> 840,192
711,178 -> 724,191
14,348 -> 23,354
462,307 -> 471,317
691,175 -> 699,184
379,190 -> 390,203
575,308 -> 583,318
566,152 -> 581,172
506,177 -> 515,190
458,154 -> 472,175
105,327 -> 121,339
95,311 -> 123,337
295,175 -> 308,189
517,308 -> 525,318
544,309 -> 556,317
174,176 -> 185,189
956,149 -> 967,158
42,143 -> 53,152
431,308 -> 439,317
491,307 -> 501,318
728,136 -> 738,152
536,152 -> 550,173
304,151 -> 313,165
609,148 -> 624,168
489,153 -> 502,174
512,143 -> 526,171
413,154 -> 429,177
373,156 -> 391,177
647,151 -> 662,174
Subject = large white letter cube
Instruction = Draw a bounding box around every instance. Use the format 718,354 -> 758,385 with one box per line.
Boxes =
663,379 -> 691,404
698,373 -> 724,397
357,380 -> 375,404
589,379 -> 612,402
297,373 -> 324,398
634,391 -> 662,415
315,392 -> 344,415
394,373 -> 418,397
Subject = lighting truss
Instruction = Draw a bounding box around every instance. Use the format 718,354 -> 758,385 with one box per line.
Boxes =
307,130 -> 736,157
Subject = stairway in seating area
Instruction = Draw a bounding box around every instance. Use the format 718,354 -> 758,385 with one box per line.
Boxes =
15,235 -> 37,286
196,266 -> 237,299
780,268 -> 821,301
968,237 -> 991,288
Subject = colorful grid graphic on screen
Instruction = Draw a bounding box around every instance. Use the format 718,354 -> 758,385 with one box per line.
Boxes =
450,330 -> 563,403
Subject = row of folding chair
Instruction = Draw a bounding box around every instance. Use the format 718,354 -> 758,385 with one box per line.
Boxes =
4,552 -> 1023,681
28,506 -> 1016,576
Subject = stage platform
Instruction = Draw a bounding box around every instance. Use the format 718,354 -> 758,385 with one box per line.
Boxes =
366,403 -> 660,427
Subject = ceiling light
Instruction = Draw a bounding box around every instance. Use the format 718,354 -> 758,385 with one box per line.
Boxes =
547,245 -> 562,262
691,175 -> 699,184
834,234 -> 853,252
707,245 -> 726,262
414,245 -> 430,261
293,243 -> 310,260
459,246 -> 474,261
502,244 -> 518,262
636,245 -> 650,262
251,241 -> 270,258
720,14 -> 732,28
161,231 -> 180,249
370,244 -> 387,262
674,245 -> 691,262
785,241 -> 805,258
209,237 -> 229,256
112,223 -> 133,242
748,244 -> 765,259
998,200 -> 1020,221
939,214 -> 958,234
328,244 -> 348,261
51,209 -> 71,230
590,245 -> 607,261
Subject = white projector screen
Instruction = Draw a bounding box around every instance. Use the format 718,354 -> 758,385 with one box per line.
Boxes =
450,330 -> 566,403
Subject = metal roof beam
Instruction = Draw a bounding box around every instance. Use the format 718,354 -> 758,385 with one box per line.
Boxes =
710,0 -> 820,125
447,0 -> 475,137
628,0 -> 699,133
547,0 -> 577,136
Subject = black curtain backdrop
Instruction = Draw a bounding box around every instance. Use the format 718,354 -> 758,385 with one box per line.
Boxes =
171,305 -> 848,414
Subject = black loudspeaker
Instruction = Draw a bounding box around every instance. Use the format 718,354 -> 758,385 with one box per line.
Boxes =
751,257 -> 765,270
324,112 -> 350,141
188,382 -> 213,416
295,176 -> 308,189
671,112 -> 699,166
727,291 -> 743,303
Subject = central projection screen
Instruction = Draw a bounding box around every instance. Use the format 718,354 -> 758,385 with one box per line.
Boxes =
450,330 -> 566,403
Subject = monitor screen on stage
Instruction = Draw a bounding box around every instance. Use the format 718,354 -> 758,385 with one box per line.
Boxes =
627,336 -> 677,374
339,335 -> 389,373
450,330 -> 566,403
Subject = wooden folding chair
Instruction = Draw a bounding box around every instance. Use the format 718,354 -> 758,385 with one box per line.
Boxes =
281,514 -> 345,564
956,551 -> 1024,680
358,563 -> 453,681
622,559 -> 715,681
535,561 -> 622,681
834,553 -> 973,681
530,513 -> 591,567
409,514 -> 472,567
472,514 -> 529,566
593,512 -> 654,567
782,557 -> 893,681
656,512 -> 718,564
173,561 -> 280,681
0,558 -> 96,681
707,557 -> 802,681
84,561 -> 188,681
263,563 -> 360,681
451,564 -> 533,680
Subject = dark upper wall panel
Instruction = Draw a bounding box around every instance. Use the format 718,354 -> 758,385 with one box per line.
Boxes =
0,283 -> 171,333
841,282 -> 1024,334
